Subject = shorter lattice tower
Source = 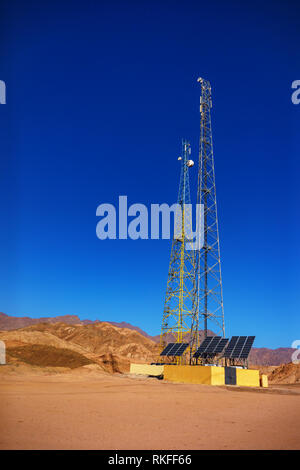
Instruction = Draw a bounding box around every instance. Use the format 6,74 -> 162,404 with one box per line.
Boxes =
160,140 -> 196,358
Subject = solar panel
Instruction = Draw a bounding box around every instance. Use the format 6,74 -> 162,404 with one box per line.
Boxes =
199,336 -> 215,351
231,336 -> 247,358
193,337 -> 213,358
223,336 -> 239,358
224,336 -> 255,359
239,336 -> 255,359
168,343 -> 183,355
160,342 -> 188,356
205,336 -> 222,354
193,336 -> 216,358
214,338 -> 229,354
160,343 -> 176,356
172,343 -> 188,357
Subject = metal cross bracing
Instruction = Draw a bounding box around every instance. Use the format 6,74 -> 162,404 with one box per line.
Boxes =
192,77 -> 225,348
159,139 -> 197,364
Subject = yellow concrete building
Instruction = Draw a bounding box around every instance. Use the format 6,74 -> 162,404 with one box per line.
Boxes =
130,363 -> 265,388
260,374 -> 269,388
236,368 -> 260,387
129,363 -> 164,377
164,365 -> 225,385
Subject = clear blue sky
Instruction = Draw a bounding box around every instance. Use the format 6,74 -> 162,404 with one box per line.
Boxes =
0,0 -> 299,348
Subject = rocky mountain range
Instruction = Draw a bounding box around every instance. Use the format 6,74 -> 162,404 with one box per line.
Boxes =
0,312 -> 296,366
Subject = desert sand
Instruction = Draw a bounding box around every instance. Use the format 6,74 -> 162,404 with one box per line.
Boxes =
1,321 -> 299,449
0,369 -> 300,450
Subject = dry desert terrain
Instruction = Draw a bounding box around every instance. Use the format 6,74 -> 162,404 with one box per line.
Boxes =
0,320 -> 299,450
0,368 -> 300,450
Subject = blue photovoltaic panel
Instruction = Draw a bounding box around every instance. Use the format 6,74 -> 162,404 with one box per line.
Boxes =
214,338 -> 229,354
167,343 -> 182,355
172,343 -> 188,357
199,336 -> 215,351
205,336 -> 222,354
167,343 -> 188,356
223,336 -> 239,358
239,336 -> 255,359
231,336 -> 247,358
223,336 -> 255,359
193,336 -> 216,358
160,343 -> 176,356
160,342 -> 188,356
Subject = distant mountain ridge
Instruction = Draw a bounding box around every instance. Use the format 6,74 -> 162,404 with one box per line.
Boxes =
0,312 -> 84,330
0,312 -> 151,338
0,312 -> 296,365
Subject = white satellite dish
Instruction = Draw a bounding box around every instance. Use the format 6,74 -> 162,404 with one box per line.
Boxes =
187,160 -> 194,167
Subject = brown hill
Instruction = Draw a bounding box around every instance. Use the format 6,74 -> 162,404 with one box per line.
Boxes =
107,321 -> 153,339
267,362 -> 300,384
6,344 -> 94,369
150,329 -> 216,344
0,322 -> 158,374
20,322 -> 158,359
249,347 -> 296,366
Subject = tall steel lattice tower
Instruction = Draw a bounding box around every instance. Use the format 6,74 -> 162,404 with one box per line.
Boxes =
195,77 -> 225,340
159,140 -> 196,355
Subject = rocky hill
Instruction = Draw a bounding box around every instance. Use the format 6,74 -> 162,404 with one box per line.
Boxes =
249,347 -> 296,366
0,322 -> 158,374
267,362 -> 300,384
0,312 -> 296,366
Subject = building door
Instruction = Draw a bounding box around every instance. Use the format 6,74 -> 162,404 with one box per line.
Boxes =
225,366 -> 236,385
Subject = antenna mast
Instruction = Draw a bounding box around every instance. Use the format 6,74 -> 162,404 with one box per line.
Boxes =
195,77 -> 225,339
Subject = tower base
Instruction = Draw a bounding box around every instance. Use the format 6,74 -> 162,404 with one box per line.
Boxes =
130,363 -> 264,387
164,365 -> 225,385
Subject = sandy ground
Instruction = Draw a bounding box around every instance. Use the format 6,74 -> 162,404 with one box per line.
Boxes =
0,371 -> 300,450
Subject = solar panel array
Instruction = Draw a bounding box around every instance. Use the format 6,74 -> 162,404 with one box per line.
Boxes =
223,336 -> 255,359
160,342 -> 188,357
193,336 -> 229,358
161,336 -> 255,360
